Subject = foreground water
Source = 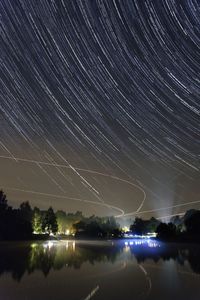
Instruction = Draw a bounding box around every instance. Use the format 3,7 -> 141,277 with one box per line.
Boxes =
0,239 -> 200,300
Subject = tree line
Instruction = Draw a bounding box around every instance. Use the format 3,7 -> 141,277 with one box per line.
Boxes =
0,190 -> 58,240
1,189 -> 200,241
0,190 -> 120,240
130,209 -> 200,242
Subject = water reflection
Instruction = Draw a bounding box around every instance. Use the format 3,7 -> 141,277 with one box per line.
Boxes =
0,240 -> 122,281
0,240 -> 200,281
127,239 -> 200,275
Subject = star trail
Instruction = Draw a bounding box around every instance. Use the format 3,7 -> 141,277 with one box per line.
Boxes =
0,0 -> 200,219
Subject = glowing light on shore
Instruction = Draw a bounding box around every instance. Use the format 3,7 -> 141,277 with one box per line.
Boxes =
124,239 -> 160,248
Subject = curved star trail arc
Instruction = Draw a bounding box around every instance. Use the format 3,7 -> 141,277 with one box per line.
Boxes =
0,0 -> 200,218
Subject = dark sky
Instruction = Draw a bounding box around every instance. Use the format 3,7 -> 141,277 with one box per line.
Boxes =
0,0 -> 200,220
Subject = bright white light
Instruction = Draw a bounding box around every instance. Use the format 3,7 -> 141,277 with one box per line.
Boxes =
65,229 -> 70,235
43,241 -> 55,250
48,241 -> 54,249
66,241 -> 69,250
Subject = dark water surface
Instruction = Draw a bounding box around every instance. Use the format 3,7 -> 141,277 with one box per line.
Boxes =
0,239 -> 200,300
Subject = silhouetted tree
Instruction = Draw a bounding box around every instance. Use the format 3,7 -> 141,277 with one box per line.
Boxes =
156,222 -> 176,240
0,190 -> 8,212
130,217 -> 147,235
73,220 -> 87,236
73,215 -> 121,238
170,215 -> 182,226
43,207 -> 58,235
86,220 -> 103,237
18,201 -> 33,238
183,209 -> 198,222
147,217 -> 160,233
20,201 -> 32,221
184,211 -> 200,235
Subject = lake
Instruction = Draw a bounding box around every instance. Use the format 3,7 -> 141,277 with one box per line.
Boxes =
0,239 -> 200,300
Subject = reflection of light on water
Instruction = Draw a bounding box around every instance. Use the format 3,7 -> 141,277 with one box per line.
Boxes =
73,241 -> 76,252
148,241 -> 159,248
83,286 -> 99,300
41,240 -> 77,252
139,264 -> 152,297
124,245 -> 130,252
66,241 -> 69,250
43,241 -> 54,250
48,241 -> 54,249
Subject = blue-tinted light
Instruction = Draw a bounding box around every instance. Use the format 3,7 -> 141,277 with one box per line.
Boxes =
124,238 -> 160,248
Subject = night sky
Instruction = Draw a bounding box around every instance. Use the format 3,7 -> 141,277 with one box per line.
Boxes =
0,0 -> 200,220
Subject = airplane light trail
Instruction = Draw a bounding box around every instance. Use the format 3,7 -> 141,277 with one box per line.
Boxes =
1,154 -> 199,218
3,187 -> 125,217
0,154 -> 146,216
